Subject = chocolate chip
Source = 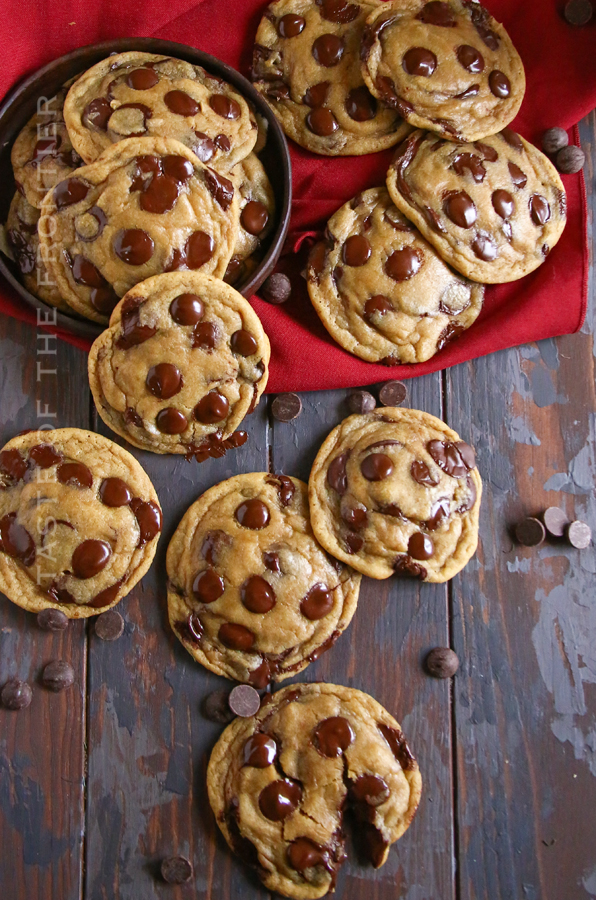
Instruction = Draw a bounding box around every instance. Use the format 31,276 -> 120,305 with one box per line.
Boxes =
566,520 -> 592,549
306,107 -> 339,136
170,293 -> 204,324
530,195 -> 551,226
241,575 -> 276,613
428,439 -> 475,476
312,716 -> 354,757
515,517 -> 546,547
127,67 -> 159,90
192,321 -> 218,349
193,568 -> 225,603
492,189 -> 514,218
343,235 -> 371,266
1,679 -> 33,710
241,200 -> 269,235
452,152 -> 486,182
94,610 -> 124,641
542,506 -> 568,538
271,393 -> 302,422
278,13 -> 306,36
37,608 -> 69,631
488,70 -> 510,98
345,85 -> 377,121
113,228 -> 154,265
312,34 -> 344,66
202,689 -> 235,723
471,234 -> 497,261
229,684 -> 261,717
542,127 -> 569,155
156,408 -> 188,434
402,47 -> 437,77
417,1 -> 456,26
265,474 -> 295,507
300,584 -> 334,620
0,513 -> 36,566
42,660 -> 75,692
130,499 -> 162,545
556,145 -> 585,174
164,90 -> 199,116
348,390 -> 376,414
83,98 -> 112,131
72,539 -> 111,579
327,452 -> 348,494
456,44 -> 485,73
0,448 -> 27,481
425,647 -> 459,678
209,95 -> 241,119
261,272 -> 291,304
408,532 -> 434,559
243,733 -> 277,767
194,391 -> 229,424
54,178 -> 89,209
508,162 -> 527,189
350,773 -> 390,806
230,330 -> 257,356
259,780 -> 302,821
444,191 -> 477,228
386,246 -> 422,281
146,363 -> 182,399
364,295 -> 393,320
204,168 -> 234,212
379,380 -> 407,406
564,0 -> 593,26
160,856 -> 193,884
235,499 -> 270,529
287,838 -> 329,874
218,622 -> 255,651
317,0 -> 359,23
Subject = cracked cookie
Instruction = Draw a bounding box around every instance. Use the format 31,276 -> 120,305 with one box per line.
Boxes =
167,474 -> 360,684
207,681 -> 422,899
5,192 -> 70,312
38,136 -> 240,323
11,80 -> 81,209
63,52 -> 257,171
308,407 -> 481,581
88,272 -> 270,457
225,153 -> 276,287
251,0 -> 410,156
361,0 -> 525,142
307,186 -> 484,364
386,129 -> 567,283
0,428 -> 161,617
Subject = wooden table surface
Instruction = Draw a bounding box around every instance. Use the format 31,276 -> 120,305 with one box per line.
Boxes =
0,110 -> 595,900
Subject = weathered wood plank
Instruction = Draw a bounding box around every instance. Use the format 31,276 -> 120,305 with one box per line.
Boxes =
0,320 -> 89,900
446,110 -> 596,900
271,374 -> 455,900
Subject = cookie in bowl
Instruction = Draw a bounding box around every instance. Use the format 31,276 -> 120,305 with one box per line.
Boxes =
307,186 -> 484,364
251,0 -> 410,155
63,52 -> 258,171
225,153 -> 276,286
361,0 -> 525,142
88,272 -> 269,458
386,129 -> 567,283
207,682 -> 421,899
167,473 -> 360,685
0,428 -> 161,617
38,136 -> 241,323
308,407 -> 481,581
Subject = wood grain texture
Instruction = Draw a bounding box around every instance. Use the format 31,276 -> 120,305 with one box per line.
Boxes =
446,110 -> 596,900
0,323 -> 89,900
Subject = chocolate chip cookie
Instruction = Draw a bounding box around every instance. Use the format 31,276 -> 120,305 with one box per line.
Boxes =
225,153 -> 277,287
308,407 -> 481,581
251,0 -> 410,156
0,428 -> 161,617
38,136 -> 241,323
88,272 -> 270,457
5,192 -> 70,312
11,80 -> 81,209
64,52 -> 257,171
307,187 -> 484,364
386,129 -> 567,283
207,681 -> 422,899
167,474 -> 360,685
361,0 -> 525,142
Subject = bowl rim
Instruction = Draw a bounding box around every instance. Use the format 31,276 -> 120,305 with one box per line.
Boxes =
0,37 -> 292,342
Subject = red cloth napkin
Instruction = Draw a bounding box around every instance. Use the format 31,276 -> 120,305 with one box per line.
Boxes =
0,0 -> 593,392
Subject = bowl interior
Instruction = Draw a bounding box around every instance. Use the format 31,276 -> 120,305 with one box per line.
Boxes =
0,37 -> 291,341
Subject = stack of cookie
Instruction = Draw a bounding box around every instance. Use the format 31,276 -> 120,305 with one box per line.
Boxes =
253,0 -> 567,365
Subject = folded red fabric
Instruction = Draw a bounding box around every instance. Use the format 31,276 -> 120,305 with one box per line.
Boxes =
0,0 -> 592,392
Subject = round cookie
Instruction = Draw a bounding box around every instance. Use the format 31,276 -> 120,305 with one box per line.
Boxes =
307,186 -> 484,364
361,0 -> 525,142
5,192 -> 71,312
38,136 -> 241,323
308,408 -> 481,581
10,80 -> 81,209
207,682 -> 422,899
88,272 -> 270,457
225,153 -> 276,287
251,0 -> 410,156
386,129 -> 567,283
0,428 -> 162,617
167,474 -> 360,685
63,52 -> 257,171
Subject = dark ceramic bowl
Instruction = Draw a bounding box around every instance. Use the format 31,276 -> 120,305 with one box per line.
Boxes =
0,38 -> 292,341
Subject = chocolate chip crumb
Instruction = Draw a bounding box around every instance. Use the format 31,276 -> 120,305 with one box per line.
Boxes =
202,689 -> 235,723
229,684 -> 261,717
348,390 -> 376,414
515,517 -> 546,547
161,855 -> 193,884
37,608 -> 69,632
41,660 -> 75,692
556,145 -> 586,174
379,380 -> 407,407
564,0 -> 593,26
542,128 -> 569,155
425,647 -> 459,678
1,679 -> 33,710
261,272 -> 291,304
271,393 -> 302,422
94,610 -> 124,641
566,520 -> 592,549
542,506 -> 568,538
